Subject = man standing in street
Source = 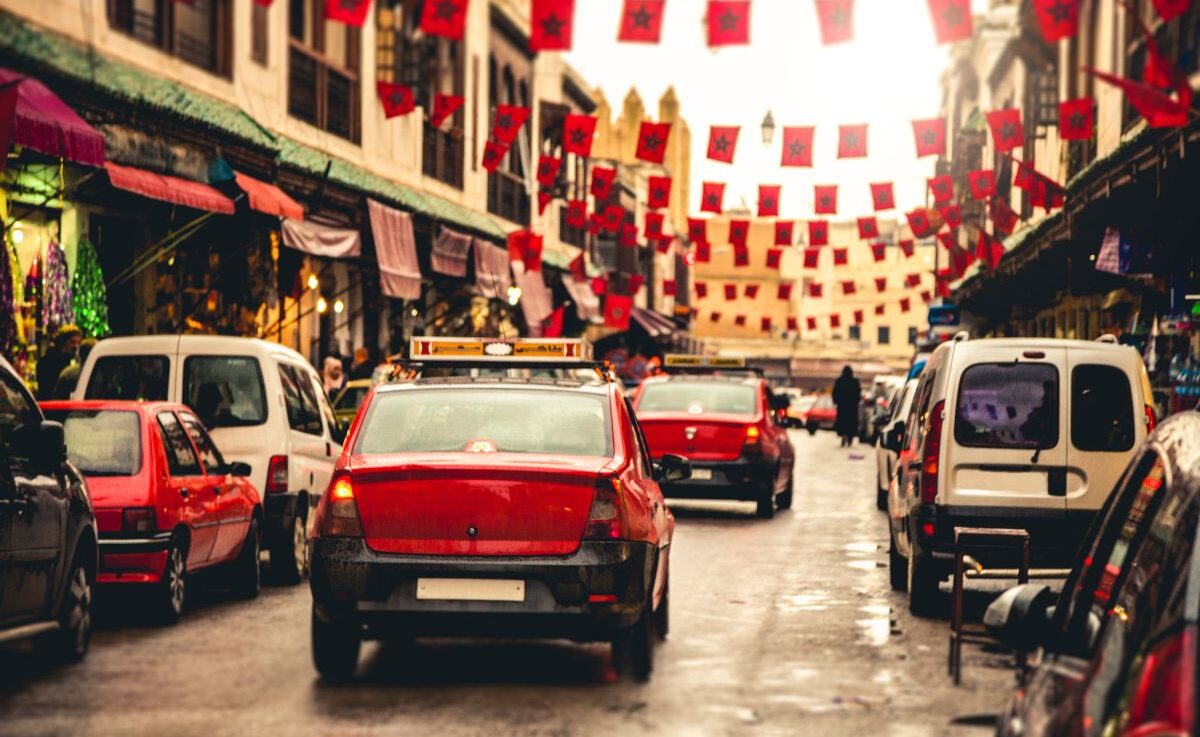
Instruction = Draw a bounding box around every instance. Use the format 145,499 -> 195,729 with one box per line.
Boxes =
832,365 -> 861,448
37,324 -> 82,400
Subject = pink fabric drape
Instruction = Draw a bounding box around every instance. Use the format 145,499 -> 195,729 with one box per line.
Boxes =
367,199 -> 422,300
281,217 -> 361,258
474,242 -> 512,299
562,274 -> 600,320
431,226 -> 473,277
514,268 -> 552,337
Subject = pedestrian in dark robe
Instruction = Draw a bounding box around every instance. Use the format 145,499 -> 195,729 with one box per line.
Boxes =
832,365 -> 862,448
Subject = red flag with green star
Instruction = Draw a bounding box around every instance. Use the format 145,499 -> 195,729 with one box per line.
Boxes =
781,126 -> 814,167
420,0 -> 469,40
591,167 -> 616,200
911,117 -> 946,157
707,0 -> 750,46
648,176 -> 672,209
808,220 -> 829,246
1152,0 -> 1190,22
925,0 -> 972,44
562,114 -> 596,156
530,0 -> 575,51
814,185 -> 838,215
431,93 -> 464,127
700,182 -> 725,213
1058,97 -> 1094,140
870,182 -> 895,211
758,185 -> 781,217
636,121 -> 671,164
775,221 -> 794,246
968,170 -> 996,199
815,0 -> 854,45
837,124 -> 868,158
857,217 -> 878,240
707,126 -> 740,163
377,82 -> 415,118
986,109 -> 1024,152
928,175 -> 954,204
618,0 -> 665,43
1033,0 -> 1078,42
491,104 -> 530,144
325,0 -> 371,27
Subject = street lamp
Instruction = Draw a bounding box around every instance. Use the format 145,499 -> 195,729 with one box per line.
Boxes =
761,110 -> 776,146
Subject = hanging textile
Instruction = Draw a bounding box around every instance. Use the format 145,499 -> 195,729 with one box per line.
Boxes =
0,243 -> 16,356
42,239 -> 74,336
474,242 -> 512,299
366,199 -> 421,300
562,274 -> 600,320
431,226 -> 473,277
514,268 -> 553,337
281,217 -> 361,259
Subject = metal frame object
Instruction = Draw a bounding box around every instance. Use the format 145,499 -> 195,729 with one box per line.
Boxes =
948,527 -> 1030,686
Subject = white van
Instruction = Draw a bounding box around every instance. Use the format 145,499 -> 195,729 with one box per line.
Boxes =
885,336 -> 1154,614
74,336 -> 344,583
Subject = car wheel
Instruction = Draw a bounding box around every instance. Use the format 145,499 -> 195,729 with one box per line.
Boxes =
612,596 -> 656,681
230,518 -> 261,600
311,606 -> 361,683
755,484 -> 776,519
158,541 -> 187,624
776,475 -> 794,511
37,556 -> 92,664
806,425 -> 817,436
653,577 -> 670,641
271,513 -> 308,586
888,531 -> 907,592
907,548 -> 940,617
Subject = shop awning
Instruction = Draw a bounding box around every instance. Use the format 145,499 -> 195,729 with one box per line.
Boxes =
280,217 -> 360,259
0,67 -> 105,167
234,170 -> 304,220
104,161 -> 235,214
632,307 -> 677,340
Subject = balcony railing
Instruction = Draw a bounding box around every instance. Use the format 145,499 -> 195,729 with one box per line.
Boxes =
487,170 -> 529,226
422,123 -> 464,189
288,43 -> 360,143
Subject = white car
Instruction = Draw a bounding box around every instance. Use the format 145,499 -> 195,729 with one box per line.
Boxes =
74,336 -> 344,583
874,376 -> 919,511
885,335 -> 1154,615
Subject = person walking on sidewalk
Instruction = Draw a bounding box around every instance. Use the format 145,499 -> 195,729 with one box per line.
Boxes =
832,365 -> 861,448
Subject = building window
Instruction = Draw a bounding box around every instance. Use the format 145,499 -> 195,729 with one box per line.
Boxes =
542,100 -> 588,248
486,56 -> 531,225
108,0 -> 232,76
251,2 -> 268,66
877,326 -> 890,345
288,0 -> 361,143
849,325 -> 861,341
908,327 -> 918,345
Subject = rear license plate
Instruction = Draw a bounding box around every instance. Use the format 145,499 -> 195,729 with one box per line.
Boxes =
690,468 -> 713,481
416,578 -> 525,602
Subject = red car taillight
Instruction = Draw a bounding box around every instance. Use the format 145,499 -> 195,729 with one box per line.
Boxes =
741,424 -> 762,455
920,400 -> 945,505
314,474 -> 363,538
1145,404 -> 1157,434
265,455 -> 288,494
584,476 -> 625,540
122,507 -> 156,534
1120,625 -> 1195,737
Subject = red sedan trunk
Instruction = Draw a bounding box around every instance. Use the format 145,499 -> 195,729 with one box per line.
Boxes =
637,414 -> 753,462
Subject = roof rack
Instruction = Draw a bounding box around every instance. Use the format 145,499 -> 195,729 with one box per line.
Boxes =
661,354 -> 764,376
394,337 -> 615,382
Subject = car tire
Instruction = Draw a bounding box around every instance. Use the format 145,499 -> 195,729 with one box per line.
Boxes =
907,549 -> 940,617
888,531 -> 908,593
311,607 -> 361,683
230,518 -> 261,600
271,512 -> 308,586
612,596 -> 656,681
755,484 -> 776,519
806,425 -> 817,436
158,541 -> 187,624
776,475 -> 794,511
654,577 -> 670,641
37,555 -> 92,664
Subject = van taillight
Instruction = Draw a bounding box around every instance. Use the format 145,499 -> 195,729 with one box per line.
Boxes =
1145,405 -> 1157,434
265,455 -> 288,494
920,400 -> 945,505
1120,625 -> 1195,737
584,477 -> 625,540
314,474 -> 363,538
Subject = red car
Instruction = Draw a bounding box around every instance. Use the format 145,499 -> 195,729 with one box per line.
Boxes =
802,393 -> 837,435
631,357 -> 795,518
308,338 -> 685,682
40,401 -> 262,622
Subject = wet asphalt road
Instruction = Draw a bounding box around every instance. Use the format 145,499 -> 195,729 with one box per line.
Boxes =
0,430 -> 1019,737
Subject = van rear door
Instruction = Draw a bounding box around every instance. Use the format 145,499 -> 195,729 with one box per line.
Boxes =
944,346 -> 1068,511
1064,347 -> 1143,514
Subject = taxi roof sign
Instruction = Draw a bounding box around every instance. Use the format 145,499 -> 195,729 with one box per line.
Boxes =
409,337 -> 593,363
663,355 -> 747,369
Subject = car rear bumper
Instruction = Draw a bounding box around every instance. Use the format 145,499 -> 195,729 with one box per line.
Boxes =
310,537 -> 657,641
658,456 -> 773,501
98,532 -> 172,584
910,505 -> 1095,572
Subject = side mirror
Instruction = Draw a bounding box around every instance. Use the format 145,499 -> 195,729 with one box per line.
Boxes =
885,422 -> 907,453
983,583 -> 1056,652
330,421 -> 348,446
654,453 -> 691,483
227,461 -> 252,478
769,395 -> 791,412
36,420 -> 67,472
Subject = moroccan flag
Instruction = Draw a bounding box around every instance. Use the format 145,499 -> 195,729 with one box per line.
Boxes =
939,204 -> 962,229
530,0 -> 574,51
744,283 -> 760,298
566,199 -> 587,228
986,109 -> 1024,152
420,0 -> 468,39
1015,161 -> 1065,211
830,314 -> 841,329
806,317 -> 818,331
1153,0 -> 1190,21
766,248 -> 783,269
937,231 -> 957,252
760,317 -> 773,333
707,126 -> 740,163
990,196 -> 1019,235
870,182 -> 895,211
925,0 -> 971,44
900,297 -> 912,313
544,306 -> 565,337
838,124 -> 868,158
922,289 -> 935,303
591,166 -> 616,199
648,175 -> 672,209
1059,97 -> 1094,140
781,126 -> 815,167
733,247 -> 750,267
775,221 -> 794,246
655,238 -> 673,255
778,283 -> 793,301
875,276 -> 887,292
787,317 -> 799,332
809,283 -> 824,298
562,114 -> 597,156
928,175 -> 954,204
700,182 -> 726,213
636,121 -> 671,164
536,155 -> 561,188
758,185 -> 781,217
728,219 -> 749,247
905,273 -> 921,288
710,312 -> 722,323
899,239 -> 915,258
604,294 -> 633,329
431,93 -> 464,127
644,212 -> 665,239
874,304 -> 885,315
707,0 -> 750,46
481,140 -> 510,172
688,217 -> 708,243
620,221 -> 638,246
1033,0 -> 1078,42
906,208 -> 934,238
912,117 -> 946,157
695,281 -> 708,298
619,0 -> 666,42
814,185 -> 838,215
377,82 -> 416,117
735,315 -> 747,327
537,192 -> 553,215
977,230 -> 1005,268
808,220 -> 829,246
833,248 -> 848,266
662,279 -> 677,297
803,248 -> 820,269
627,274 -> 645,294
841,280 -> 857,296
1087,68 -> 1191,128
857,217 -> 878,240
606,206 -> 627,235
724,284 -> 737,301
815,0 -> 854,45
325,0 -> 371,26
569,253 -> 587,281
695,241 -> 711,262
853,309 -> 864,325
591,277 -> 607,296
968,169 -> 996,199
871,243 -> 886,262
492,104 -> 530,144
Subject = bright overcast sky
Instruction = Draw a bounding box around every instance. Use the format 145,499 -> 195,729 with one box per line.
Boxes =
566,0 -> 991,222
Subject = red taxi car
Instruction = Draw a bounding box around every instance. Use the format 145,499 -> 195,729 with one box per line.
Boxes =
631,356 -> 795,519
308,338 -> 687,682
40,401 -> 262,622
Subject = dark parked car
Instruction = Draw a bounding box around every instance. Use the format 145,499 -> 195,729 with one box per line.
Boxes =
986,411 -> 1200,737
0,357 -> 97,663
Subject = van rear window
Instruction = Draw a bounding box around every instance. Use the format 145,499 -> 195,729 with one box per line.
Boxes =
183,357 -> 267,428
84,356 -> 169,401
954,363 -> 1059,449
1072,364 -> 1134,452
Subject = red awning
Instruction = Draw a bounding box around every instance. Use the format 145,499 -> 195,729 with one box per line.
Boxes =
234,170 -> 304,220
104,161 -> 235,214
0,68 -> 105,167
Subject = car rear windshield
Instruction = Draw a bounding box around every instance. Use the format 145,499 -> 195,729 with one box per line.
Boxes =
354,389 -> 613,457
637,382 -> 757,415
1072,364 -> 1134,452
44,409 -> 141,476
954,363 -> 1059,449
84,355 -> 169,401
183,356 -> 267,428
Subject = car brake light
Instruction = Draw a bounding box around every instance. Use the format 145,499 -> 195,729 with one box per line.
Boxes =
920,400 -> 945,505
121,507 -> 156,534
265,455 -> 288,494
584,476 -> 624,540
1145,405 -> 1157,433
1120,625 -> 1195,737
314,474 -> 363,538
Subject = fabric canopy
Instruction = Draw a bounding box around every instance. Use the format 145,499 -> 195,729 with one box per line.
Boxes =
367,198 -> 421,300
474,241 -> 512,299
631,307 -> 677,339
562,274 -> 600,321
514,268 -> 553,337
0,68 -> 105,167
105,161 -> 235,214
234,170 -> 304,220
431,226 -> 472,277
280,217 -> 361,258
